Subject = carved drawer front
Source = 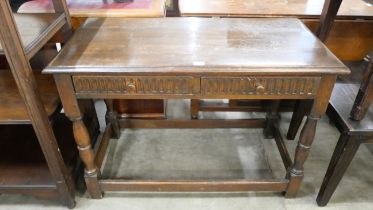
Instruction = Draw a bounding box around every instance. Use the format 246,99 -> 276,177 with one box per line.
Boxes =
73,76 -> 200,95
201,77 -> 320,97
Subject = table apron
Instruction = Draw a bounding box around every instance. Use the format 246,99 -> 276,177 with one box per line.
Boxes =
71,75 -> 321,100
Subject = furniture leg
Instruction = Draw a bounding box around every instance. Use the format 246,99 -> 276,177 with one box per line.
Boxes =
287,100 -> 312,140
166,0 -> 180,17
316,134 -> 361,206
191,99 -> 200,119
54,75 -> 103,199
104,99 -> 121,139
51,0 -> 73,41
316,0 -> 343,42
229,100 -> 238,106
285,75 -> 337,197
350,58 -> 373,120
0,2 -> 75,207
263,100 -> 280,139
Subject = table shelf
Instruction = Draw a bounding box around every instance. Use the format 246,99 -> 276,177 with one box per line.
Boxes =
0,70 -> 60,124
0,116 -> 77,195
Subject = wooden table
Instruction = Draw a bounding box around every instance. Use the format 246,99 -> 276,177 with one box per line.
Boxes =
179,0 -> 372,19
179,0 -> 373,61
44,18 -> 349,198
18,0 -> 166,18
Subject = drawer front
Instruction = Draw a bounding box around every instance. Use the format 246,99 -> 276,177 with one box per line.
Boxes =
73,76 -> 200,95
201,77 -> 320,97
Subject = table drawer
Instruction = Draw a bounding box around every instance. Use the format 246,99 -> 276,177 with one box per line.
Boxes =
73,76 -> 200,95
201,77 -> 321,98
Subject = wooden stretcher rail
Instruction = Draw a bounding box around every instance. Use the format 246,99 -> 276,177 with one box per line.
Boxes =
274,127 -> 293,170
119,119 -> 266,129
94,125 -> 112,169
100,179 -> 289,192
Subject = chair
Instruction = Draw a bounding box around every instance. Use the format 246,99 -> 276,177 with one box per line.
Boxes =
287,0 -> 373,206
350,53 -> 373,120
316,57 -> 373,206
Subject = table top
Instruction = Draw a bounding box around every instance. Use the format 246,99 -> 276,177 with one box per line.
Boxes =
18,0 -> 166,18
179,0 -> 373,19
45,18 -> 349,76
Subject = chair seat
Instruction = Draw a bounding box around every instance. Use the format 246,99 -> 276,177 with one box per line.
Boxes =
0,70 -> 60,124
0,13 -> 62,54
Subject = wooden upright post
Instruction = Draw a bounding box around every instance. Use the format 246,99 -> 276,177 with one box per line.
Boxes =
0,1 -> 75,207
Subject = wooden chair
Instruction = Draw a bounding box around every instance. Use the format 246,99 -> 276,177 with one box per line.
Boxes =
0,0 -> 98,207
286,0 -> 373,139
283,0 -> 373,206
316,58 -> 373,206
350,53 -> 373,120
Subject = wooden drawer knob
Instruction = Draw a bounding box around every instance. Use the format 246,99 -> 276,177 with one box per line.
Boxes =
256,84 -> 265,94
127,83 -> 136,93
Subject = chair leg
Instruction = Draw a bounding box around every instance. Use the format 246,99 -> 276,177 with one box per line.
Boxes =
316,134 -> 361,206
263,100 -> 280,139
104,99 -> 120,139
350,58 -> 373,120
287,100 -> 312,140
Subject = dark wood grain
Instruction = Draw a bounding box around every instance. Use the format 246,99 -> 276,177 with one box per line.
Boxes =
0,0 -> 77,207
119,119 -> 266,129
305,20 -> 373,62
286,75 -> 337,198
0,13 -> 67,59
0,116 -> 76,203
286,99 -> 312,140
100,179 -> 289,192
329,83 -> 373,133
104,99 -> 120,138
54,74 -> 103,199
17,0 -> 168,121
46,17 -> 348,198
316,0 -> 343,42
350,58 -> 373,120
114,99 -> 166,119
316,134 -> 361,206
317,80 -> 373,206
0,70 -> 60,124
45,18 -> 348,75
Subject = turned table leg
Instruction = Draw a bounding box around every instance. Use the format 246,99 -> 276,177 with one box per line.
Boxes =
104,99 -> 121,139
285,75 -> 337,197
54,75 -> 103,199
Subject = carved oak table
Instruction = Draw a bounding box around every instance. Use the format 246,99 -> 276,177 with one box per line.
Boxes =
44,18 -> 349,199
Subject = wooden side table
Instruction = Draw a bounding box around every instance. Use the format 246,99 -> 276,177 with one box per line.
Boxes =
178,0 -> 373,61
44,17 -> 349,199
